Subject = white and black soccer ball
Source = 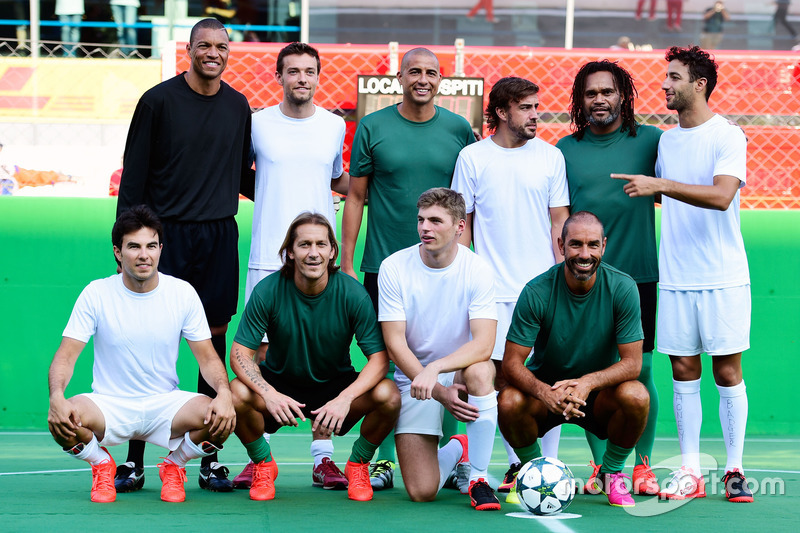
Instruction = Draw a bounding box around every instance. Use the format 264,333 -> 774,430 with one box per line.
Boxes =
515,456 -> 576,515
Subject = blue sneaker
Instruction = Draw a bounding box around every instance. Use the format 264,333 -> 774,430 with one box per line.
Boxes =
114,461 -> 144,493
199,462 -> 234,492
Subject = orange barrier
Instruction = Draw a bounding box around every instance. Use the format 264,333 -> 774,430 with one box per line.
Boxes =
174,43 -> 800,209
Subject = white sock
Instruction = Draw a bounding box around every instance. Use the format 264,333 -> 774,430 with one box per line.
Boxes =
68,435 -> 111,466
437,438 -> 463,493
717,380 -> 748,473
540,425 -> 561,459
310,439 -> 334,468
165,432 -> 211,467
466,392 -> 498,482
263,433 -> 271,443
674,378 -> 702,474
496,391 -> 520,465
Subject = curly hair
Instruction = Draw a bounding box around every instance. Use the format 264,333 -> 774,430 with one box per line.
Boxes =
485,77 -> 539,133
568,60 -> 638,141
665,45 -> 718,101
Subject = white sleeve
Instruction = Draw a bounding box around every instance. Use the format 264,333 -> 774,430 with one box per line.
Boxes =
714,125 -> 747,186
331,118 -> 346,179
378,258 -> 407,322
181,284 -> 212,341
467,256 -> 498,321
451,148 -> 477,214
62,284 -> 98,343
548,148 -> 570,207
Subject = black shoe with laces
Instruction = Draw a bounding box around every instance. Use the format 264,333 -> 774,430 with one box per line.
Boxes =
199,462 -> 234,492
721,469 -> 754,503
498,462 -> 521,493
114,461 -> 145,493
469,478 -> 501,511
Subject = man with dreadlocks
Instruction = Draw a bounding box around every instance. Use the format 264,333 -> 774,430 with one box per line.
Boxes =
556,60 -> 662,497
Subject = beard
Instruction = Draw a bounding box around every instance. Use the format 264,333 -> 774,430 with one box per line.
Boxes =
585,105 -> 621,127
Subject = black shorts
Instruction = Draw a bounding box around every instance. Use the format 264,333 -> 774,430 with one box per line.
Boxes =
638,281 -> 657,353
259,367 -> 359,434
543,390 -> 608,440
159,217 -> 239,326
363,271 -> 379,314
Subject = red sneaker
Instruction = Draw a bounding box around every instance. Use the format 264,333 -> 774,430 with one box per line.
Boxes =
234,459 -> 278,489
312,457 -> 348,490
344,460 -> 373,501
158,461 -> 187,503
249,459 -> 276,501
90,450 -> 116,503
632,456 -> 660,495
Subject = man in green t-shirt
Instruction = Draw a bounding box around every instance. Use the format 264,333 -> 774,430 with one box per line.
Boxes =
556,60 -> 662,496
341,47 -> 475,487
228,212 -> 401,503
498,211 -> 649,509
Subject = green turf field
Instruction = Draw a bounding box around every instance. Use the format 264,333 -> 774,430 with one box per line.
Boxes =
1,197 -> 798,531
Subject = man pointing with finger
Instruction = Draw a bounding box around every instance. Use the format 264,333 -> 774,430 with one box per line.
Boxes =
497,211 -> 649,508
228,212 -> 400,503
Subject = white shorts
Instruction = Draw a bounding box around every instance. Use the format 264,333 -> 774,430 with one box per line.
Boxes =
656,285 -> 751,356
245,267 -> 278,343
395,372 -> 455,437
493,301 -> 533,362
80,390 -> 204,450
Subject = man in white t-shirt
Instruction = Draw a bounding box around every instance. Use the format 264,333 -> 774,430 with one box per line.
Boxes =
613,45 -> 754,503
379,187 -> 500,511
452,76 -> 569,494
47,205 -> 235,504
235,42 -> 352,491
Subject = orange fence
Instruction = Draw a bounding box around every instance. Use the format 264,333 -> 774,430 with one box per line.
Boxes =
174,43 -> 800,209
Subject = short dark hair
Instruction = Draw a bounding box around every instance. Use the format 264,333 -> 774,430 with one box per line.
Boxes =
278,212 -> 340,278
189,18 -> 227,46
561,211 -> 605,243
417,187 -> 466,223
569,60 -> 639,141
112,205 -> 163,251
665,45 -> 718,100
277,42 -> 321,75
485,77 -> 540,133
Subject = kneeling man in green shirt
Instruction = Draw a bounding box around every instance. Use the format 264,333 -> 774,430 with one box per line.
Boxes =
229,212 -> 401,503
498,211 -> 649,508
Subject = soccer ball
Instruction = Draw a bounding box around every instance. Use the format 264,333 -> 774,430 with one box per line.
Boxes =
515,457 -> 576,515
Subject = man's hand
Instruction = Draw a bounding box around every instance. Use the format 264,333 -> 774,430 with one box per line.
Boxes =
433,383 -> 479,422
262,389 -> 306,427
204,392 -> 236,440
551,378 -> 591,420
48,396 -> 80,441
410,363 -> 441,400
311,395 -> 352,437
611,173 -> 660,198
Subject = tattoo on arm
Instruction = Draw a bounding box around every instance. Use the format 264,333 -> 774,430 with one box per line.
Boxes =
234,346 -> 272,395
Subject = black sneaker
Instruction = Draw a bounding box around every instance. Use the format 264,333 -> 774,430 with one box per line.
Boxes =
468,478 -> 501,511
721,469 -> 754,503
199,462 -> 234,492
114,461 -> 144,493
498,462 -> 521,493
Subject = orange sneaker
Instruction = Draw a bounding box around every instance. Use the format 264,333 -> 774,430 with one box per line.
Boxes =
632,456 -> 660,495
344,460 -> 373,501
249,459 -> 276,501
90,450 -> 117,503
158,461 -> 187,503
583,461 -> 602,494
233,458 -> 279,490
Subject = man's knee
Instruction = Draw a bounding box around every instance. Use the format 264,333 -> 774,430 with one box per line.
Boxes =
373,379 -> 401,414
406,485 -> 438,503
463,360 -> 496,394
230,378 -> 254,412
617,380 -> 650,415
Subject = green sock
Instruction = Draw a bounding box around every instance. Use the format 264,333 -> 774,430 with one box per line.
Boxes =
349,435 -> 380,464
585,430 -> 607,464
375,430 -> 396,462
635,351 -> 658,466
514,441 -> 542,465
244,437 -> 271,463
599,441 -> 633,474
